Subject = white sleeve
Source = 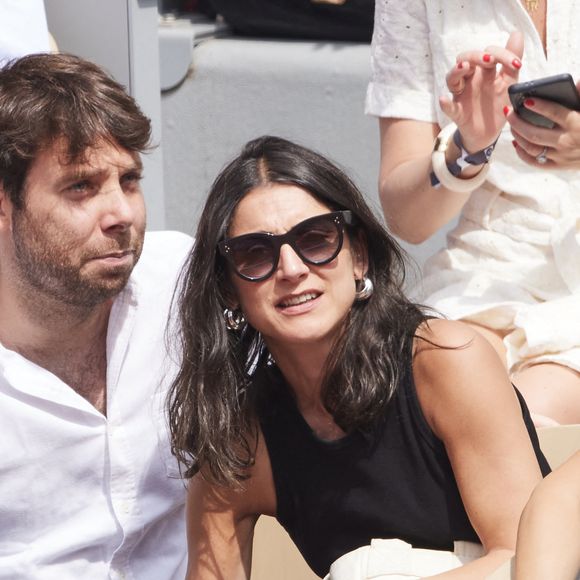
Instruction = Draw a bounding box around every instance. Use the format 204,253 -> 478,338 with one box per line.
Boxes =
0,0 -> 50,66
365,0 -> 438,123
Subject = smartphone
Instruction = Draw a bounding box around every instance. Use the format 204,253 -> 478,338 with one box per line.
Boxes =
508,73 -> 580,128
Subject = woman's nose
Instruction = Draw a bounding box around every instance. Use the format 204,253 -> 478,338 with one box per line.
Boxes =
276,243 -> 309,280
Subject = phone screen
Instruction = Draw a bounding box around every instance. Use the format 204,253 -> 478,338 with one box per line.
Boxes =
508,73 -> 580,128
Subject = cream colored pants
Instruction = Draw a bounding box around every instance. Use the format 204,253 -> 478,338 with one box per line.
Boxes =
324,538 -> 485,579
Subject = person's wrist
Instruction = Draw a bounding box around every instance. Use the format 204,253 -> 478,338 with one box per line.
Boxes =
456,126 -> 502,157
429,123 -> 494,193
447,127 -> 497,175
444,142 -> 485,176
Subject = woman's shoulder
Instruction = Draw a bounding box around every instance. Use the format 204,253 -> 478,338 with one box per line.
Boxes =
413,317 -> 503,382
411,318 -> 513,434
414,317 -> 479,351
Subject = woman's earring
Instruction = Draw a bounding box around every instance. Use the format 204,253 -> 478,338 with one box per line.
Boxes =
355,276 -> 374,301
224,308 -> 245,331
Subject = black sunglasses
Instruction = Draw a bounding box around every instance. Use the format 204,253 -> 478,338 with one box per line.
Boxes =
218,210 -> 354,282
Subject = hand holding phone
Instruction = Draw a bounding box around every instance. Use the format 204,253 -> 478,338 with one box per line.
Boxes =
508,73 -> 580,129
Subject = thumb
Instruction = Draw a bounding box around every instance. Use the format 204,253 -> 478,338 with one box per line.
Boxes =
439,95 -> 459,121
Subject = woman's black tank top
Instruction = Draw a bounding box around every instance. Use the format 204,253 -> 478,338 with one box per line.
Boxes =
256,363 -> 550,578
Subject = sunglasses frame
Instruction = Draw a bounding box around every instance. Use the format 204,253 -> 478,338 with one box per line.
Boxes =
218,210 -> 354,282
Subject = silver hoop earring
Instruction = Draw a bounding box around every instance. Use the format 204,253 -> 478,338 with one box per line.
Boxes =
355,277 -> 374,301
224,308 -> 245,331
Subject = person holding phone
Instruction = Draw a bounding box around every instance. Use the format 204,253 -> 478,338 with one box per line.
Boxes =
367,1 -> 580,426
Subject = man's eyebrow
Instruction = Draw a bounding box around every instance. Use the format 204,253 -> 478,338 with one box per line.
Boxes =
55,160 -> 144,189
54,168 -> 100,189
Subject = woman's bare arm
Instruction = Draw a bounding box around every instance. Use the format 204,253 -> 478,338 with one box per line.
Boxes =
379,32 -> 523,243
412,319 -> 544,579
379,118 -> 470,243
185,431 -> 276,580
515,450 -> 580,580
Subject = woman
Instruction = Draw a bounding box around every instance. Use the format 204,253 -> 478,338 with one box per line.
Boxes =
366,1 -> 580,426
168,136 -> 549,579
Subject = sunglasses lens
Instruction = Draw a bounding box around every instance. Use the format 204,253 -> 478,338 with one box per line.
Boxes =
294,215 -> 341,264
222,212 -> 346,281
229,236 -> 275,280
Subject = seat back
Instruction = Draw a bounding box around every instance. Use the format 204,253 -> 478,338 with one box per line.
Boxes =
251,515 -> 321,580
537,424 -> 580,469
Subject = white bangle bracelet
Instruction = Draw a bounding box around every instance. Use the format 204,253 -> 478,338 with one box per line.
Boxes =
430,123 -> 490,193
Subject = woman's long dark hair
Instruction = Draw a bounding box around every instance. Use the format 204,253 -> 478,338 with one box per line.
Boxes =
168,136 -> 429,486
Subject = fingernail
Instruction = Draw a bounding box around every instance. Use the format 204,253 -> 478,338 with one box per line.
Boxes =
512,140 -> 518,148
457,61 -> 463,69
512,58 -> 522,69
503,106 -> 509,116
525,98 -> 535,107
483,53 -> 491,63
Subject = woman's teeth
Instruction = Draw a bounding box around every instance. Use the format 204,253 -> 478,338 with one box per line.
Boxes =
280,292 -> 318,307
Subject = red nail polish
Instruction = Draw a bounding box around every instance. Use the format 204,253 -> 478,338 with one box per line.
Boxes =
483,54 -> 491,63
512,58 -> 522,69
503,106 -> 509,116
457,61 -> 463,69
512,140 -> 518,148
525,98 -> 535,107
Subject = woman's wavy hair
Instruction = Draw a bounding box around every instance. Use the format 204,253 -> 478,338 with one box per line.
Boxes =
168,135 -> 429,486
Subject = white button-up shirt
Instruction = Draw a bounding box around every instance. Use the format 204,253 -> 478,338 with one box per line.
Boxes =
0,231 -> 193,580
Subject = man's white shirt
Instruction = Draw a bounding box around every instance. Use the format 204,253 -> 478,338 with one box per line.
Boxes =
0,230 -> 193,580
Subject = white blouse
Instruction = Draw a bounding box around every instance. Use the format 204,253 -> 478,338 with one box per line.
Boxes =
366,0 -> 580,372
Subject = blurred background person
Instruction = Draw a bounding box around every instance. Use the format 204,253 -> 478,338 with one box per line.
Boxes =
366,1 -> 580,427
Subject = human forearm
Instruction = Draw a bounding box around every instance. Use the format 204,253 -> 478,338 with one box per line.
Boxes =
186,477 -> 255,580
425,548 -> 513,579
379,149 -> 480,244
378,117 -> 489,243
515,453 -> 580,580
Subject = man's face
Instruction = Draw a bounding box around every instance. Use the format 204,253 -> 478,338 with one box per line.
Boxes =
6,139 -> 146,308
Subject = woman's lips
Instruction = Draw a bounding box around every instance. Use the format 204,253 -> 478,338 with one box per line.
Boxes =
277,291 -> 321,309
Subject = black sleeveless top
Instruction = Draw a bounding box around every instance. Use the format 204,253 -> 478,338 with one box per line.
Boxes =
256,363 -> 550,578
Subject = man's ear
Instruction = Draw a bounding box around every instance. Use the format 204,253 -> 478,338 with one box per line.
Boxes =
0,185 -> 14,232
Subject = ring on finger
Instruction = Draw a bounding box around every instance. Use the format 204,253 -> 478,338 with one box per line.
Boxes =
536,146 -> 548,164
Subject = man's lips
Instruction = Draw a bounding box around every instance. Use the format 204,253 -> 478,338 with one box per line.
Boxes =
99,250 -> 133,259
87,249 -> 135,265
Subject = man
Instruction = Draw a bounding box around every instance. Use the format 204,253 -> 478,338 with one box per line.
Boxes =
0,53 -> 192,579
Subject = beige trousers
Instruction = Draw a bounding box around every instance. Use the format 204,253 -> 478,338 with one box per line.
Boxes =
324,538 -> 485,580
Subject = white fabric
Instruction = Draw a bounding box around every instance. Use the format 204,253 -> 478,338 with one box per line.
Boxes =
324,538 -> 484,579
0,231 -> 193,580
366,0 -> 580,373
0,0 -> 50,65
